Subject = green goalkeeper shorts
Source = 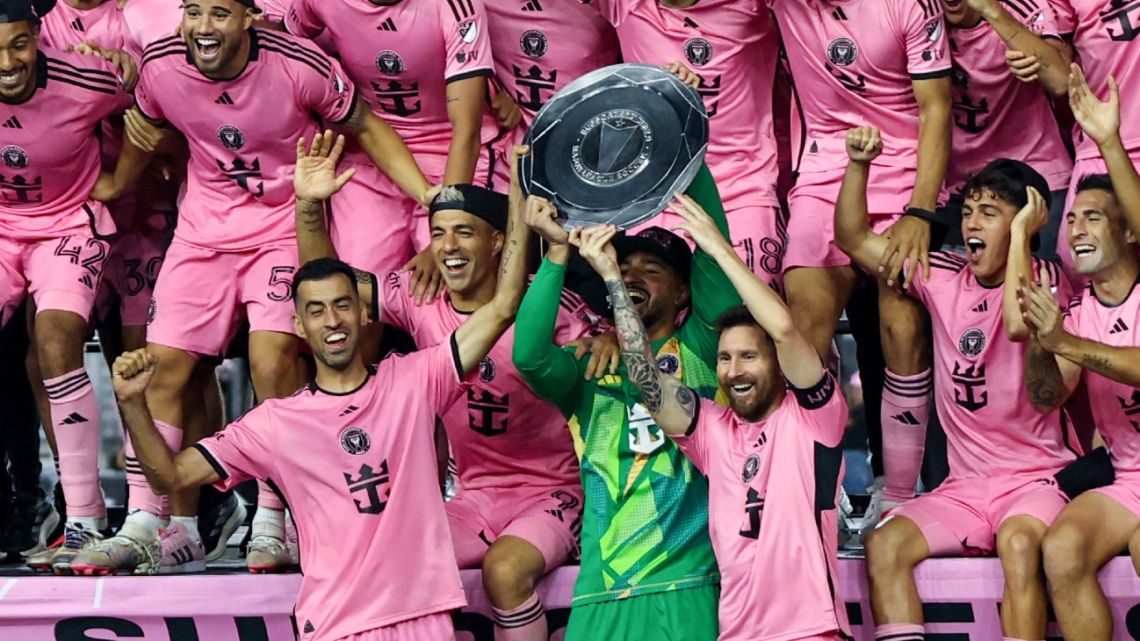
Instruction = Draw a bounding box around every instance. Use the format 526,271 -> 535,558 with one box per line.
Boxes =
563,585 -> 719,641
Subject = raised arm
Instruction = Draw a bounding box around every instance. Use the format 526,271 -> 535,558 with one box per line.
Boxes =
443,76 -> 486,184
91,109 -> 166,202
970,0 -> 1070,95
340,97 -> 436,209
671,195 -> 824,389
835,127 -> 892,280
1003,187 -> 1050,341
452,146 -> 532,375
111,350 -> 221,494
1069,65 -> 1140,237
573,225 -> 697,436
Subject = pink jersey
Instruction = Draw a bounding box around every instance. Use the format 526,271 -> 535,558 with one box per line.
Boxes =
1050,0 -> 1140,159
484,0 -> 620,123
135,29 -> 356,251
910,252 -> 1078,479
285,0 -> 500,152
377,270 -> 601,491
196,341 -> 469,641
0,47 -> 130,241
770,0 -> 951,175
673,374 -> 850,641
40,0 -> 125,52
946,0 -> 1072,191
121,0 -> 181,61
591,0 -> 780,209
1064,281 -> 1140,472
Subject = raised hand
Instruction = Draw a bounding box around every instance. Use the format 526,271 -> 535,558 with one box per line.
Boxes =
569,225 -> 620,280
1019,267 -> 1064,351
845,126 -> 883,163
1012,187 -> 1049,237
112,349 -> 158,404
524,195 -> 570,246
1069,63 -> 1120,147
294,131 -> 357,204
670,193 -> 731,257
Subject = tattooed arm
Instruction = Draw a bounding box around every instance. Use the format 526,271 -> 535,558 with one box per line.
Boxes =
573,225 -> 698,435
1047,335 -> 1140,389
1024,338 -> 1079,414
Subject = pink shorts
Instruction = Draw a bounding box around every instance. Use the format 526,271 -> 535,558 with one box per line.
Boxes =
97,227 -> 168,327
330,613 -> 454,641
0,234 -> 110,326
446,484 -> 582,571
784,165 -> 916,271
146,239 -> 298,357
887,474 -> 1068,555
1090,469 -> 1140,519
631,205 -> 787,285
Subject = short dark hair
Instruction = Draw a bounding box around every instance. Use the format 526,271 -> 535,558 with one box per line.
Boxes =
715,305 -> 760,335
961,169 -> 1032,211
290,258 -> 357,304
1075,173 -> 1116,198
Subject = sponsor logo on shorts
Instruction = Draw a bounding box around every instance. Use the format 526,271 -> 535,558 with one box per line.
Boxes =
684,37 -> 712,67
216,125 -> 245,151
742,453 -> 760,483
1,145 -> 28,169
339,427 -> 371,455
958,327 -> 986,357
657,353 -> 680,376
827,37 -> 858,67
375,50 -> 404,76
478,356 -> 496,382
520,29 -> 548,58
459,19 -> 478,44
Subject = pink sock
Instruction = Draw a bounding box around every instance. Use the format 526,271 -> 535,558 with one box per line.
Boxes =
124,420 -> 183,517
258,480 -> 286,510
46,368 -> 106,520
492,593 -> 546,641
874,623 -> 924,640
881,368 -> 932,504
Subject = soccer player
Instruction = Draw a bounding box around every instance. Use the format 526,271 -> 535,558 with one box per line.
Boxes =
284,0 -> 507,271
941,0 -> 1072,257
769,0 -> 952,518
295,134 -> 599,641
82,0 -> 437,575
1045,0 -> 1140,279
1018,64 -> 1140,641
589,0 -> 785,280
482,0 -> 620,128
0,0 -> 136,572
571,200 -> 851,640
837,127 -> 1079,641
513,167 -> 740,641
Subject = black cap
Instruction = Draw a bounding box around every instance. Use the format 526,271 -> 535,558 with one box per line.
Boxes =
613,227 -> 693,282
429,184 -> 509,232
0,0 -> 54,23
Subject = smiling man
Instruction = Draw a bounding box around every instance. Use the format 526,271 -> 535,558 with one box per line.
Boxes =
837,127 -> 1080,641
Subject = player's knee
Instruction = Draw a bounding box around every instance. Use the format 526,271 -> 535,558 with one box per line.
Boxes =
1041,526 -> 1091,587
481,545 -> 538,604
996,524 -> 1045,586
249,346 -> 300,397
145,350 -> 196,406
865,524 -> 917,580
34,315 -> 84,377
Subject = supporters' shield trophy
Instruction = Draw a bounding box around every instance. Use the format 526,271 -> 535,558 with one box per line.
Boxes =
520,63 -> 709,230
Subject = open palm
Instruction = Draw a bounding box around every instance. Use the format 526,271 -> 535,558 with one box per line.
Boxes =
294,131 -> 356,202
1069,64 -> 1120,146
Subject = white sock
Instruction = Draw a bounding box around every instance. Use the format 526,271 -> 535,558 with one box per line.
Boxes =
171,516 -> 201,543
251,507 -> 285,540
119,510 -> 161,541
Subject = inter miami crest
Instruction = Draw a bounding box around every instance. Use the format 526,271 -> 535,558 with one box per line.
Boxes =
478,356 -> 496,383
376,50 -> 405,76
520,29 -> 548,59
1,145 -> 28,169
827,37 -> 858,67
657,353 -> 681,376
339,427 -> 371,455
958,328 -> 986,358
684,37 -> 712,67
459,19 -> 478,44
216,125 -> 245,151
742,453 -> 760,483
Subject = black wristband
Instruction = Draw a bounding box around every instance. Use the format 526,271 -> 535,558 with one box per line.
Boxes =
904,207 -> 939,224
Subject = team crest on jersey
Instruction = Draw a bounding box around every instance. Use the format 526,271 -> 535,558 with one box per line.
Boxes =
684,37 -> 712,67
827,37 -> 858,67
216,125 -> 245,151
478,356 -> 496,382
1,145 -> 27,169
376,50 -> 405,76
742,454 -> 760,483
925,18 -> 943,42
459,19 -> 478,44
520,30 -> 548,59
958,328 -> 986,358
339,427 -> 371,455
657,353 -> 680,376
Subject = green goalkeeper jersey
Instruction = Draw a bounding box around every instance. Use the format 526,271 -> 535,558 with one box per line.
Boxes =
513,165 -> 740,606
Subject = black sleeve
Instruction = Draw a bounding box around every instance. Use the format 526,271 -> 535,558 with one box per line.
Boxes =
790,372 -> 837,410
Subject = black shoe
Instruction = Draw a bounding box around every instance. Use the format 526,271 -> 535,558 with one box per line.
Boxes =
0,488 -> 60,553
198,488 -> 246,562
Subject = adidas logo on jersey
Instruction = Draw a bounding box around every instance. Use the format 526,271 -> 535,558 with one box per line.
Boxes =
832,7 -> 848,19
71,17 -> 85,31
215,92 -> 235,105
1110,318 -> 1130,334
891,411 -> 921,426
377,17 -> 396,31
2,115 -> 22,129
683,17 -> 699,28
339,404 -> 360,417
522,0 -> 542,10
61,412 -> 88,425
971,300 -> 989,313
